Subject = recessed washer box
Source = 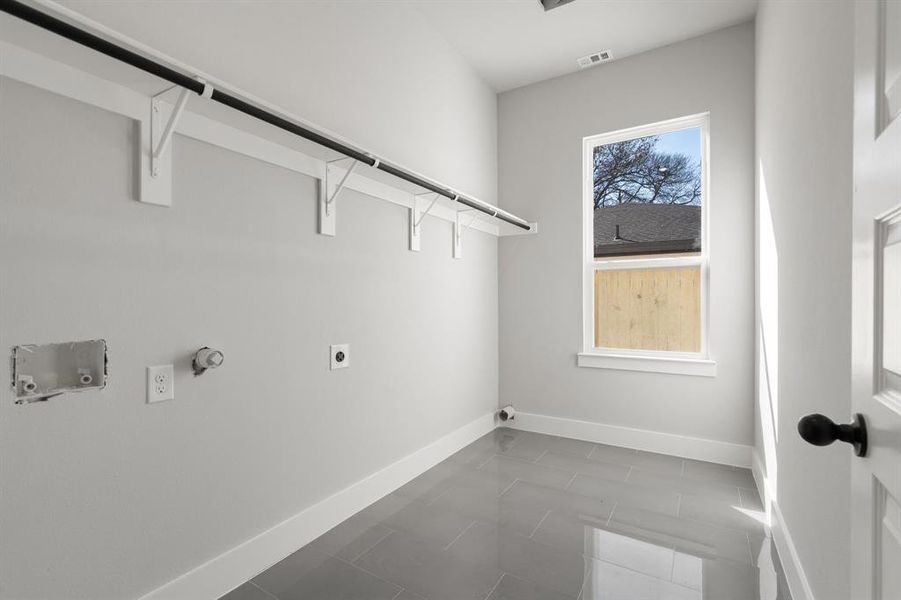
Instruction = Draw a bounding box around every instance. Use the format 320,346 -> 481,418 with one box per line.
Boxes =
12,339 -> 108,404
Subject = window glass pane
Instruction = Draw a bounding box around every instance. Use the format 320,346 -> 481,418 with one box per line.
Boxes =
593,127 -> 702,258
594,266 -> 701,352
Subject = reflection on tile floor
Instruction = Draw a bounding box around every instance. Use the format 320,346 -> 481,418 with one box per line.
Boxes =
220,428 -> 791,600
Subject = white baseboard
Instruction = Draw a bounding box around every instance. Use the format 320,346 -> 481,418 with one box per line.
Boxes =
506,411 -> 752,468
771,500 -> 816,600
138,411 -> 496,600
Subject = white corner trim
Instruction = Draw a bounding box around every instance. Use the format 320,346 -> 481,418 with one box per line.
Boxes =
752,452 -> 816,600
771,501 -> 817,600
750,451 -> 771,525
507,411 -> 751,467
577,352 -> 717,377
138,411 -> 496,600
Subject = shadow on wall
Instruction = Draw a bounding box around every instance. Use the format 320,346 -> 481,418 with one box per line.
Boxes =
757,160 -> 779,515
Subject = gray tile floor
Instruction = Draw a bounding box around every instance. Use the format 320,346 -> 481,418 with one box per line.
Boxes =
221,428 -> 791,600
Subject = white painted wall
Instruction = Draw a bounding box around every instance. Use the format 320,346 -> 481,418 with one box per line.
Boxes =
755,2 -> 854,599
50,0 -> 498,203
497,24 -> 755,448
0,33 -> 499,600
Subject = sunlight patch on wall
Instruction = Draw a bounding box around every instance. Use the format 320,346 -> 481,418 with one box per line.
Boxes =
757,160 -> 779,509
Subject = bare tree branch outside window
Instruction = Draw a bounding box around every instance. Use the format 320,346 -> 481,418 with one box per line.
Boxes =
593,134 -> 701,209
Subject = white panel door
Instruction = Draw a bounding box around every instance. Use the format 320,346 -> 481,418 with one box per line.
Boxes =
851,1 -> 901,599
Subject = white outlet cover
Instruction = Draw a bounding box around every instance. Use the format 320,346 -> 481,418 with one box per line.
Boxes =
147,364 -> 174,403
330,344 -> 349,370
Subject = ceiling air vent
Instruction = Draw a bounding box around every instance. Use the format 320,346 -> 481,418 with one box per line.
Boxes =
539,0 -> 578,11
577,50 -> 614,69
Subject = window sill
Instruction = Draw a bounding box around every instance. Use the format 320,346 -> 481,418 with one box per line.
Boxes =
577,352 -> 717,377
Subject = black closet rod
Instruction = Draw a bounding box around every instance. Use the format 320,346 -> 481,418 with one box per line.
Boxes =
0,0 -> 532,231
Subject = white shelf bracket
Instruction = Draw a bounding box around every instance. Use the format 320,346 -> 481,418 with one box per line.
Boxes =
151,85 -> 190,178
453,208 -> 477,259
144,78 -> 213,207
409,192 -> 440,252
319,157 -> 360,236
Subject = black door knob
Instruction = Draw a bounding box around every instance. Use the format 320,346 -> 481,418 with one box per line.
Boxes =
797,413 -> 867,457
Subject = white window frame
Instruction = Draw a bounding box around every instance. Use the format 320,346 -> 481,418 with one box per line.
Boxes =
578,113 -> 716,377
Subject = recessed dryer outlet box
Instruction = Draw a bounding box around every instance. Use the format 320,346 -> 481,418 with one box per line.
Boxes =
12,339 -> 108,404
330,344 -> 349,370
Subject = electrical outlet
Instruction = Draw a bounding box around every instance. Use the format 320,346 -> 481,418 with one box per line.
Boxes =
330,344 -> 349,370
146,365 -> 174,403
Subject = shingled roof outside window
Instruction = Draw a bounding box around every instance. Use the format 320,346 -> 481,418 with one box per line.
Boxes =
594,203 -> 701,257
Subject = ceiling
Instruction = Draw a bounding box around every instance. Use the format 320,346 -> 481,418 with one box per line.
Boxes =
23,0 -> 757,97
413,0 -> 758,92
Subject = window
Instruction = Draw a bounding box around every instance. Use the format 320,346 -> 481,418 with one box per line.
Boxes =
579,114 -> 715,376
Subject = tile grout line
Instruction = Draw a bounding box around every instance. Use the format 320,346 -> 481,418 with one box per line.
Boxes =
605,501 -> 618,526
595,550 -> 705,596
481,572 -> 505,600
493,452 -> 578,476
676,512 -> 767,538
443,520 -> 477,551
497,478 -> 519,498
347,529 -> 394,566
425,488 -> 450,507
745,530 -> 753,563
528,510 -> 552,539
348,528 -> 396,563
248,581 -> 281,600
332,545 -> 411,594
475,453 -> 497,470
668,541 -> 677,583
